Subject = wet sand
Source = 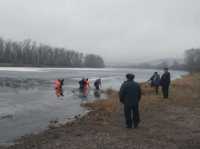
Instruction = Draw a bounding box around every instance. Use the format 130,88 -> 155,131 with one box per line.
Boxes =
1,73 -> 200,149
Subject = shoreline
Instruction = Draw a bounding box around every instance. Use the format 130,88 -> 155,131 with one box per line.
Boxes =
1,73 -> 200,149
0,66 -> 187,71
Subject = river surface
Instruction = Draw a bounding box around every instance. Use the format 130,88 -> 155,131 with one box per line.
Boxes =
0,67 -> 187,144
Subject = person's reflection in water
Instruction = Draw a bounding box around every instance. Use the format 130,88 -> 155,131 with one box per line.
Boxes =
94,89 -> 101,98
54,79 -> 64,97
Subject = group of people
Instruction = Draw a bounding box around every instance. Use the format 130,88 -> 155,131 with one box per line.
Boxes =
119,68 -> 171,129
78,78 -> 102,97
148,68 -> 171,98
54,78 -> 102,98
54,68 -> 171,129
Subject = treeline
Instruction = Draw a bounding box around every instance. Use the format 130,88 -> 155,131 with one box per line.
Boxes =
0,37 -> 105,68
129,60 -> 186,70
133,48 -> 200,72
185,48 -> 200,72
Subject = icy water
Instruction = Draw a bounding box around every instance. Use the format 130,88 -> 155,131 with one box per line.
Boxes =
0,67 -> 187,144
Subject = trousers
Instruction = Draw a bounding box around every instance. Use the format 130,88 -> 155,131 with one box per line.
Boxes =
162,85 -> 169,98
124,104 -> 140,128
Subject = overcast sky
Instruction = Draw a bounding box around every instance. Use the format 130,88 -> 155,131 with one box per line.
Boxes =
0,0 -> 200,64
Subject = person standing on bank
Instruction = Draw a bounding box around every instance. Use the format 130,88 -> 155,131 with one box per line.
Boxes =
119,73 -> 141,128
148,72 -> 160,95
160,68 -> 171,98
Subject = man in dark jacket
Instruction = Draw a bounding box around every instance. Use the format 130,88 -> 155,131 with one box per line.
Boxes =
160,68 -> 171,98
119,73 -> 141,128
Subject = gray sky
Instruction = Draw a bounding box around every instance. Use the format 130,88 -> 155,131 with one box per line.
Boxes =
0,0 -> 200,64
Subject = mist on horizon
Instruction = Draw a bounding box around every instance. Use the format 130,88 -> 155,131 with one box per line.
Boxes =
0,0 -> 200,64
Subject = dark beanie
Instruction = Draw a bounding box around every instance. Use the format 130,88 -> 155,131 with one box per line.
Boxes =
126,73 -> 135,80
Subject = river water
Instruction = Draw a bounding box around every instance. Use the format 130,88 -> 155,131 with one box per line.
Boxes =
0,67 -> 187,144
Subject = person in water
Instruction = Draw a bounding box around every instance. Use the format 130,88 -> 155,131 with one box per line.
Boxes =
79,78 -> 85,90
54,79 -> 64,97
119,73 -> 141,128
83,78 -> 90,97
149,72 -> 160,94
94,78 -> 102,90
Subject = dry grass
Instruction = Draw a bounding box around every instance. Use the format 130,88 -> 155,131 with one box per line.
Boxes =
82,89 -> 120,112
83,73 -> 200,114
170,74 -> 200,105
81,83 -> 159,113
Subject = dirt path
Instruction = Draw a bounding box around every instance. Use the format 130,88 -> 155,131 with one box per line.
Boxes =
1,74 -> 200,149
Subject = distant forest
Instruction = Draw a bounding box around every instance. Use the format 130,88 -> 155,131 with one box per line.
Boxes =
132,48 -> 200,72
185,48 -> 200,73
130,60 -> 186,70
0,37 -> 105,68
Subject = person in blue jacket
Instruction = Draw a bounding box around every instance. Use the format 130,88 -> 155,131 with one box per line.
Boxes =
149,72 -> 160,95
